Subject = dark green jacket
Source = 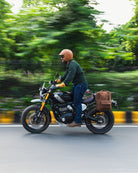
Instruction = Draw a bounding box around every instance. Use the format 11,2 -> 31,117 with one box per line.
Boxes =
61,60 -> 87,86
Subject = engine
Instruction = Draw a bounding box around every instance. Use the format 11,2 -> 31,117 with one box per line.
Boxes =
52,91 -> 87,124
54,104 -> 75,124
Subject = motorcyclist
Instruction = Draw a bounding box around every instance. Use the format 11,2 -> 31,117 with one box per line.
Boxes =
55,49 -> 88,127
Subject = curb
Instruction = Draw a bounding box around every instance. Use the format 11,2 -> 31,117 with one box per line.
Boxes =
0,111 -> 138,124
113,111 -> 138,124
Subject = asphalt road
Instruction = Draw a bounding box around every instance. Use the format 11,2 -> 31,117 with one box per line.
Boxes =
0,124 -> 138,173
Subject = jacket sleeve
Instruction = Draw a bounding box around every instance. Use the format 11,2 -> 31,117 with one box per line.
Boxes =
63,63 -> 77,86
60,71 -> 68,82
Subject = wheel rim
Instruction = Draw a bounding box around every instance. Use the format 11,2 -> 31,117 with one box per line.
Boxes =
26,110 -> 47,130
90,112 -> 109,129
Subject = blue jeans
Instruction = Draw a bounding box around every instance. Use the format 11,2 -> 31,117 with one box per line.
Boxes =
72,83 -> 88,124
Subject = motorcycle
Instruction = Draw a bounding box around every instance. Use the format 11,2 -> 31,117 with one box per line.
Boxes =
21,76 -> 117,134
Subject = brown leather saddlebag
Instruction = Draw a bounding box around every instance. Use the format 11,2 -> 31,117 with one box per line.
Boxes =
96,90 -> 112,111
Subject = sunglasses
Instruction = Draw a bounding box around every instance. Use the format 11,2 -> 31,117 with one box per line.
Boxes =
59,55 -> 64,59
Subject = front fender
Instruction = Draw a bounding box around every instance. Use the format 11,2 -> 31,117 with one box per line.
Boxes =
31,99 -> 42,103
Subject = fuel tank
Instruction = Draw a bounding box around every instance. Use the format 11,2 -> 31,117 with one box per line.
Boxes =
54,91 -> 73,103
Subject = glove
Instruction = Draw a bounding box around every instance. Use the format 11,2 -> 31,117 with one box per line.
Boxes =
55,79 -> 61,84
56,82 -> 66,88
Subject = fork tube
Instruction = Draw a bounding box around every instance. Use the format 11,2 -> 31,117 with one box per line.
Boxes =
40,93 -> 50,111
40,102 -> 45,111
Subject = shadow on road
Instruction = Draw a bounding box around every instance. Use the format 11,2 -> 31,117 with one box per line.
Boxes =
23,126 -> 114,142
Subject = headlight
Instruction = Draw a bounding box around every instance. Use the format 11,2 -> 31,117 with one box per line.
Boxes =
40,88 -> 47,100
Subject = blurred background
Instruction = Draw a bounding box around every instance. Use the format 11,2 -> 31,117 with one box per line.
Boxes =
0,0 -> 138,118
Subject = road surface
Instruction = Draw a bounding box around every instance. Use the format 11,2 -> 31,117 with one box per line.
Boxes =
0,124 -> 138,173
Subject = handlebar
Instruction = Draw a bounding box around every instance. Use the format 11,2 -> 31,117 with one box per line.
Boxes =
49,80 -> 57,85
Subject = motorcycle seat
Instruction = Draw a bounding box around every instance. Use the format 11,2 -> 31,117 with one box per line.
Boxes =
82,95 -> 95,104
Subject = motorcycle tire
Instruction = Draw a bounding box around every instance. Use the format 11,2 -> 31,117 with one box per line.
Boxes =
85,110 -> 114,134
22,105 -> 51,133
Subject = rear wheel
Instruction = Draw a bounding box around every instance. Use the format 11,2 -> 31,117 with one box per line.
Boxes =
21,105 -> 51,133
85,110 -> 114,134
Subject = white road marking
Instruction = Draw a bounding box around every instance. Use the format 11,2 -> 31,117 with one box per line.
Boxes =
114,124 -> 138,128
0,124 -> 138,128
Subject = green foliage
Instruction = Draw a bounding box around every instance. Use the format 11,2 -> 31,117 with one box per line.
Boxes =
0,71 -> 137,111
120,0 -> 138,66
0,0 -> 11,21
86,70 -> 138,110
102,0 -> 138,70
3,0 -> 109,73
1,0 -> 137,73
0,0 -> 13,59
0,0 -> 138,113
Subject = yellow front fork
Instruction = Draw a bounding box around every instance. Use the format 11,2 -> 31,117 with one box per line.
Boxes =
40,93 -> 50,111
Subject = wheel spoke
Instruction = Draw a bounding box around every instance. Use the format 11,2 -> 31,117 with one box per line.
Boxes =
22,105 -> 50,133
85,110 -> 114,134
26,111 -> 46,129
90,113 -> 108,129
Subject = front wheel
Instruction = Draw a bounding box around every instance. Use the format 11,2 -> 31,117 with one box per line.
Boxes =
21,105 -> 51,133
85,110 -> 114,134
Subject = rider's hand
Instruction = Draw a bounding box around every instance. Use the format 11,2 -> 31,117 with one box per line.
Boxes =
55,79 -> 61,84
56,82 -> 66,88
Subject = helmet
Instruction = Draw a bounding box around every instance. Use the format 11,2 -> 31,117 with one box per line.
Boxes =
59,49 -> 73,62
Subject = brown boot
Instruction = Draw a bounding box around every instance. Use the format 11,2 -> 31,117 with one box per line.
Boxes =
67,121 -> 81,127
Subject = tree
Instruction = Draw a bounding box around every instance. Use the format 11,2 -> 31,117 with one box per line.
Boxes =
104,0 -> 137,71
121,0 -> 138,66
5,3 -> 57,73
0,0 -> 12,60
5,0 -> 106,73
4,0 -> 137,73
